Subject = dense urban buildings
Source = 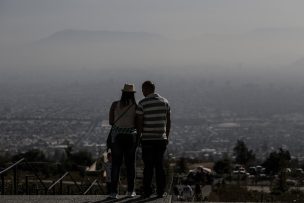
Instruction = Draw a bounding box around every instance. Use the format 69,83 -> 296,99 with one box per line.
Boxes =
1,77 -> 304,162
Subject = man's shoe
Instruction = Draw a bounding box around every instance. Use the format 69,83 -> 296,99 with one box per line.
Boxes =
141,192 -> 152,198
109,193 -> 118,199
127,191 -> 136,197
157,192 -> 167,198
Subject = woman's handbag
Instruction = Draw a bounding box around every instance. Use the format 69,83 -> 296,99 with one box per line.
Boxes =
106,103 -> 134,150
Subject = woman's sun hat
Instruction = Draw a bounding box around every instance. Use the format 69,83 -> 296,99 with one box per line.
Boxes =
122,83 -> 136,92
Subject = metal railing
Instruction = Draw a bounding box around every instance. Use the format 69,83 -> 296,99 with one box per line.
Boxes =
46,172 -> 84,195
0,158 -> 103,195
83,179 -> 98,195
0,158 -> 24,195
47,172 -> 69,195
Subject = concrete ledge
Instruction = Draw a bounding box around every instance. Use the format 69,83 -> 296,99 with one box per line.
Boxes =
0,195 -> 172,203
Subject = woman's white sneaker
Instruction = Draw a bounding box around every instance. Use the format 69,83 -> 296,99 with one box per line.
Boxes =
127,191 -> 136,197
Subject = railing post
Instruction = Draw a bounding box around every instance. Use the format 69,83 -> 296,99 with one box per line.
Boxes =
60,179 -> 63,195
67,185 -> 70,195
25,176 -> 29,195
1,174 -> 4,195
96,180 -> 103,194
52,180 -> 56,195
0,158 -> 24,195
13,167 -> 17,195
37,184 -> 39,195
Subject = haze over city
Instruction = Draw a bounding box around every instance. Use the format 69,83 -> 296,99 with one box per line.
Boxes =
1,0 -> 304,158
3,1 -> 304,201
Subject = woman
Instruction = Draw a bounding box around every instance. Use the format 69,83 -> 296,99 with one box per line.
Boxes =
108,83 -> 138,198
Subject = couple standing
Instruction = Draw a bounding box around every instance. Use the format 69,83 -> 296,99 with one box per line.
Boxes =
108,80 -> 171,198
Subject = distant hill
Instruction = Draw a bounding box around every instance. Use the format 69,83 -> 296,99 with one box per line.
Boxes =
11,29 -> 173,70
248,27 -> 304,39
36,29 -> 167,45
2,27 -> 304,75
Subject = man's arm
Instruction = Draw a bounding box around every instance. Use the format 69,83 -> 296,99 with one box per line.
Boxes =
136,114 -> 143,135
109,102 -> 116,125
135,103 -> 144,135
135,114 -> 143,146
166,111 -> 171,139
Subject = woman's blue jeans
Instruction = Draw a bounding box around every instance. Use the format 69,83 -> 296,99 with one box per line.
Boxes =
111,133 -> 137,194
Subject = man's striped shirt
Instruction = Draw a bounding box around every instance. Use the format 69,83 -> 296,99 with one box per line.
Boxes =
136,93 -> 170,141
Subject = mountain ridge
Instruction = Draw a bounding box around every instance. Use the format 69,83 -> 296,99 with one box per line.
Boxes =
36,29 -> 168,44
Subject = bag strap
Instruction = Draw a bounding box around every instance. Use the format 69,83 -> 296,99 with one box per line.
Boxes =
112,103 -> 135,125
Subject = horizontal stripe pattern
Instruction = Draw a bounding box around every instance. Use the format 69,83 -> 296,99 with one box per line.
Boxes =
137,93 -> 170,141
144,120 -> 166,124
144,114 -> 166,118
143,126 -> 166,130
141,134 -> 167,140
112,125 -> 137,135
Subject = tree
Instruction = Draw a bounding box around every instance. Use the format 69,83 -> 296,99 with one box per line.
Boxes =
263,148 -> 291,175
12,149 -> 48,162
176,157 -> 188,174
65,145 -> 73,158
213,158 -> 232,175
70,150 -> 94,166
233,140 -> 256,167
0,152 -> 11,167
263,148 -> 291,194
62,149 -> 94,172
12,149 -> 50,176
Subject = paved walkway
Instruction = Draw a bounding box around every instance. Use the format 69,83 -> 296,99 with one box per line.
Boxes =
0,195 -> 172,203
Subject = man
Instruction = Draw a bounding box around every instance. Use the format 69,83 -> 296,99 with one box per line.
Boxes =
136,81 -> 171,198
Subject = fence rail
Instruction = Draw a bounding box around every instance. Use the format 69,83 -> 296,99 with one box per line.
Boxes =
0,158 -> 102,195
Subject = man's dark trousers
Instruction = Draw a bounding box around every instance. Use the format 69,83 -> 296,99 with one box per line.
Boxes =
141,140 -> 167,196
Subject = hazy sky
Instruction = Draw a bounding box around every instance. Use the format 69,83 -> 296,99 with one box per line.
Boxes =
1,0 -> 304,79
1,0 -> 304,45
